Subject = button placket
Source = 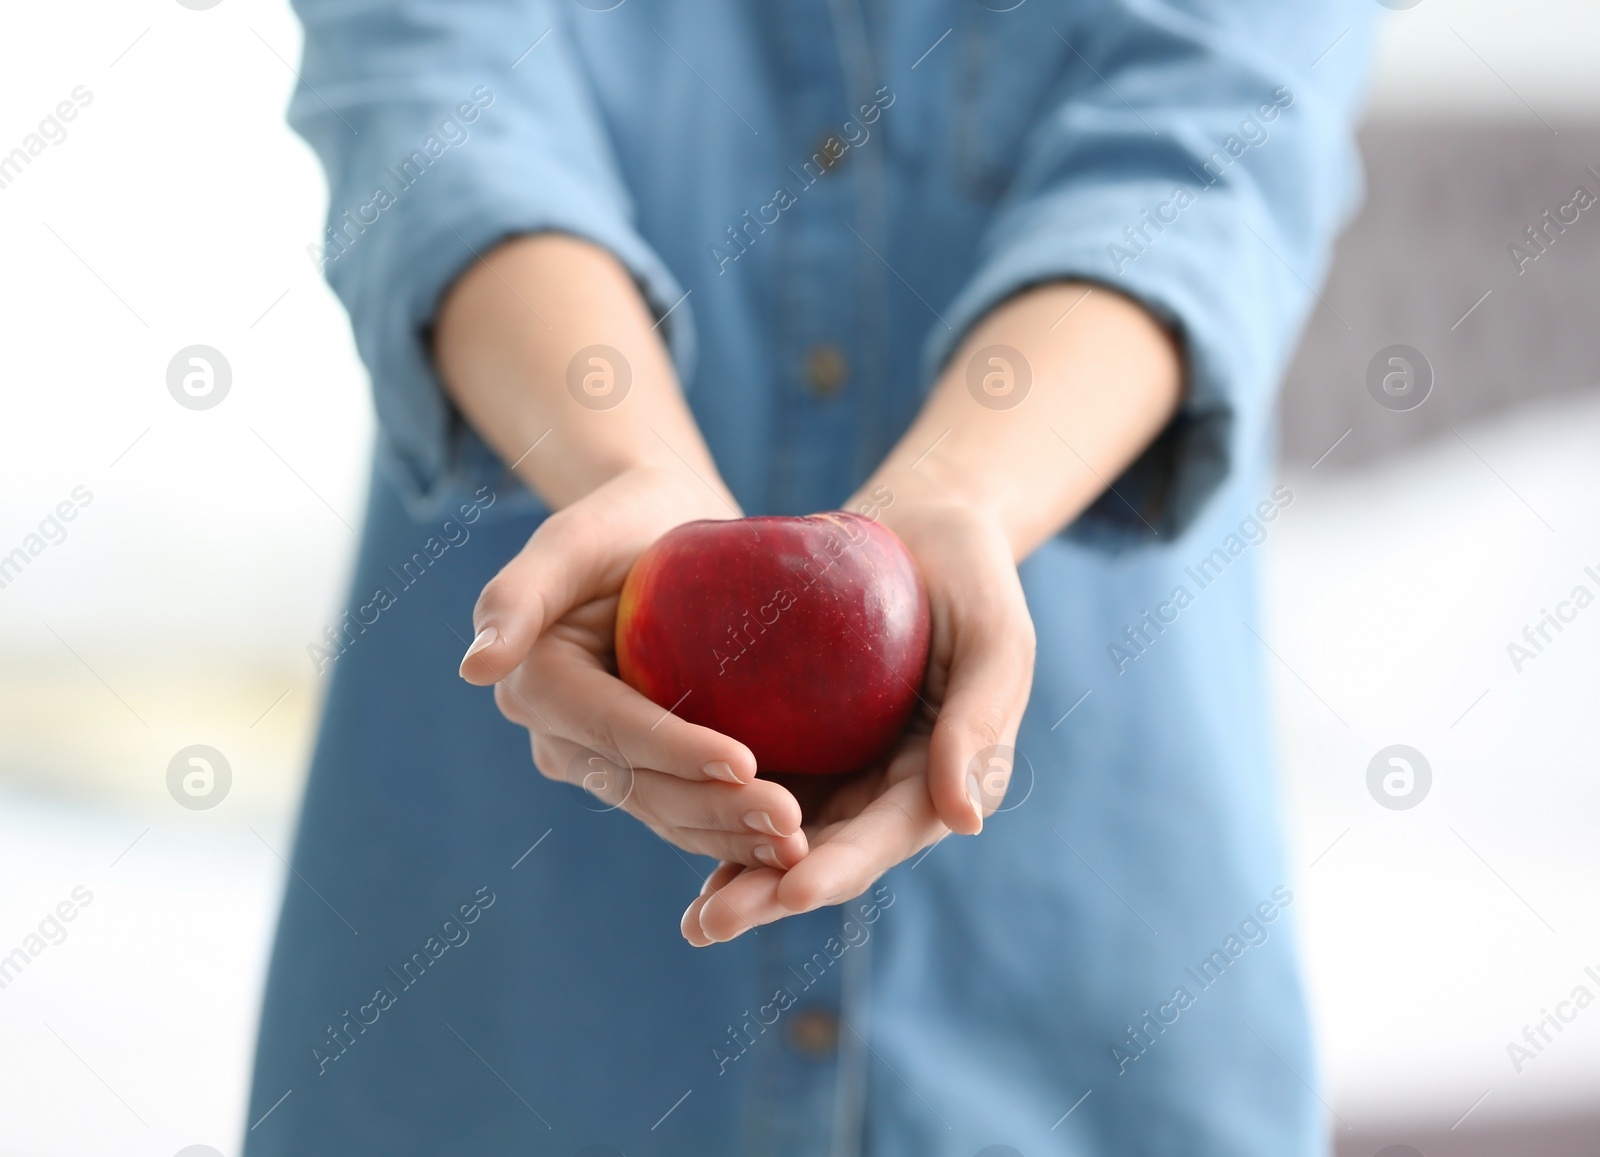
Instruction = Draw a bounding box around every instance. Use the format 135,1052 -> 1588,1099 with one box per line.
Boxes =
804,342 -> 850,398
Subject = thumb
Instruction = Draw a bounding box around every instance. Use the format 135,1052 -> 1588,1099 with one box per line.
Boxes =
925,615 -> 1034,836
458,509 -> 609,684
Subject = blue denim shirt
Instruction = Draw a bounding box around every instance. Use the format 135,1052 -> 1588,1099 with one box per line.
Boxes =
248,2 -> 1376,1154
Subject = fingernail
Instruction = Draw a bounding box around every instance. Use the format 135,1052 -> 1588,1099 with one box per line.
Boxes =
681,900 -> 708,944
698,898 -> 729,944
966,772 -> 986,831
703,760 -> 742,784
743,810 -> 786,836
753,844 -> 781,868
459,626 -> 498,674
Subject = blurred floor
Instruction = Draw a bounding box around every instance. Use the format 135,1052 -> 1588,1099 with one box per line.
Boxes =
0,787 -> 286,1157
1269,389 -> 1600,1150
1336,1115 -> 1600,1157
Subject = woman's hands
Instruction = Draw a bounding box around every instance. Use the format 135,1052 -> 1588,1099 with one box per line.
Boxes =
439,240 -> 1177,947
460,473 -> 1038,945
457,465 -> 811,871
682,497 -> 1037,945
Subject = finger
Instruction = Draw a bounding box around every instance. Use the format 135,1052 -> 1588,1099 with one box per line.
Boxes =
696,865 -> 785,944
516,649 -> 760,783
532,738 -> 808,863
681,862 -> 744,947
927,598 -> 1035,836
658,826 -> 807,870
620,762 -> 804,837
702,861 -> 745,895
459,508 -> 617,685
774,773 -> 944,914
696,775 -> 944,943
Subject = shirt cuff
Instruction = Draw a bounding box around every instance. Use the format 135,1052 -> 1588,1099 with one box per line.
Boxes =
923,180 -> 1278,552
333,173 -> 695,522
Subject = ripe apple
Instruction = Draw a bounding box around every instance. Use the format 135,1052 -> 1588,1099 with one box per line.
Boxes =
615,512 -> 930,775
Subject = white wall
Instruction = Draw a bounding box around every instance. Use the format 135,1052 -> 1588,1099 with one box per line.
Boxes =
0,1 -> 371,672
1367,0 -> 1600,120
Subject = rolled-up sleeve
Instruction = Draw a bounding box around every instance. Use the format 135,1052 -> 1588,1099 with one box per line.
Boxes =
926,1 -> 1376,549
289,0 -> 691,515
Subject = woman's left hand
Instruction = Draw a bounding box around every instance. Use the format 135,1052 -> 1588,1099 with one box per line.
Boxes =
682,497 -> 1037,945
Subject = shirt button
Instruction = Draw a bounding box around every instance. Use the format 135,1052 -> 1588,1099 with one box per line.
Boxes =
814,134 -> 847,174
803,344 -> 849,398
787,1007 -> 840,1057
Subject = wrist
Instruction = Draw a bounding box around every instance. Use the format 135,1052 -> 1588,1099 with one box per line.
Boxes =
848,459 -> 1012,556
610,460 -> 742,524
847,472 -> 1013,566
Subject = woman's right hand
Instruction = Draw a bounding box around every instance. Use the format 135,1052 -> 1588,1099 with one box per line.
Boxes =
456,465 -> 811,871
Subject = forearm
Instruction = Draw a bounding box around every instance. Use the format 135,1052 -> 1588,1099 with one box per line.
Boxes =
434,232 -> 733,511
854,284 -> 1182,559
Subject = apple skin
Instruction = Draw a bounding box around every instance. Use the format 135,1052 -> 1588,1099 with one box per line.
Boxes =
615,512 -> 930,775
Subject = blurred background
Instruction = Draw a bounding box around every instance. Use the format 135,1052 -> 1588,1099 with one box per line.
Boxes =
0,1 -> 1596,1154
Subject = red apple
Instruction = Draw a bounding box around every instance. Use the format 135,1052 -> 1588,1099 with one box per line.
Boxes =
615,512 -> 930,775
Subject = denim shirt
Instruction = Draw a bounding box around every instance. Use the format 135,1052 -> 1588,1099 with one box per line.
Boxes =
248,2 -> 1377,1154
